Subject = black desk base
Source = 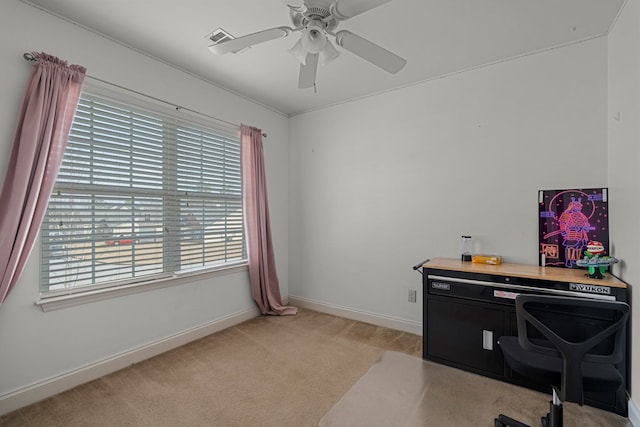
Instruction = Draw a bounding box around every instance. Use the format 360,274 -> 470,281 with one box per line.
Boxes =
421,260 -> 629,417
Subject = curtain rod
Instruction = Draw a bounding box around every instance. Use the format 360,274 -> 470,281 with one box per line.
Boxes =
23,52 -> 267,138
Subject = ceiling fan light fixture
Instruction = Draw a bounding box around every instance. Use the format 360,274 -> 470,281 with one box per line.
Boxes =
320,40 -> 341,65
301,21 -> 327,54
288,39 -> 307,64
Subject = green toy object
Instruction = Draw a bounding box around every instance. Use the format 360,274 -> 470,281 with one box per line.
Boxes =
576,240 -> 619,279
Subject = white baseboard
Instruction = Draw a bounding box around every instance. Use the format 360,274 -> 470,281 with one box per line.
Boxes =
628,396 -> 639,426
288,295 -> 422,336
0,306 -> 259,417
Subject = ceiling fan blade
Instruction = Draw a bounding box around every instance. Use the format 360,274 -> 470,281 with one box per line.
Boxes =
330,0 -> 392,20
334,30 -> 406,74
298,53 -> 319,88
282,0 -> 306,12
209,27 -> 293,55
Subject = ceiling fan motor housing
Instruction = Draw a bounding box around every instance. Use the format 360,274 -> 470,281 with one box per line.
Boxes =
290,3 -> 338,33
306,6 -> 330,18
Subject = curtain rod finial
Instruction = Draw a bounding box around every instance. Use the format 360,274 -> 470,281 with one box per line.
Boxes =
23,52 -> 36,62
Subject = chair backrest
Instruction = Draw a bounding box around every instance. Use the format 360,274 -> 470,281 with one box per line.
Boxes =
515,294 -> 629,404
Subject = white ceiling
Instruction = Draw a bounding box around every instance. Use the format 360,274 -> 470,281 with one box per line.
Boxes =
23,0 -> 625,116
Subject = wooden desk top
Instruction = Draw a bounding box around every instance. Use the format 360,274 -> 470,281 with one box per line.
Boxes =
423,258 -> 627,288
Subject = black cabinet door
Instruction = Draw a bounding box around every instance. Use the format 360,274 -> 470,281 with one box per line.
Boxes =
426,298 -> 505,376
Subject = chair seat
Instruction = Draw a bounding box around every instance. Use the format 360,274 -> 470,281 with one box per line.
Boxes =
499,336 -> 623,395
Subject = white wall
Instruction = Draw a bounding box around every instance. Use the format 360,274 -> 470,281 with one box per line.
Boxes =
0,1 -> 289,413
289,38 -> 608,331
1,0 -> 636,420
608,0 -> 640,419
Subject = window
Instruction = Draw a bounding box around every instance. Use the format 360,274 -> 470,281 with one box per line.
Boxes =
40,88 -> 246,296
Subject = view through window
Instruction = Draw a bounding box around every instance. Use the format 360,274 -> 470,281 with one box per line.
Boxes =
40,90 -> 246,295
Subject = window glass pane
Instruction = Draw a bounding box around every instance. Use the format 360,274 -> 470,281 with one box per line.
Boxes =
176,125 -> 241,196
40,91 -> 245,294
179,198 -> 244,270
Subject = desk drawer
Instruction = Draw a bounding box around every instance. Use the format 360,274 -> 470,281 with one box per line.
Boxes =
427,274 -> 617,305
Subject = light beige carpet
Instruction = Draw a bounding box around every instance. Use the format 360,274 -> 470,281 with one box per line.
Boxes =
0,309 -> 421,426
320,350 -> 631,427
0,309 -> 631,426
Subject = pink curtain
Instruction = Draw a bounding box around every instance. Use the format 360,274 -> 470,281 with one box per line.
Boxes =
0,53 -> 86,304
241,125 -> 297,315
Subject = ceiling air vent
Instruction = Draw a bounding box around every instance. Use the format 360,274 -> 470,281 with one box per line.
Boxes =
205,28 -> 249,53
207,28 -> 233,44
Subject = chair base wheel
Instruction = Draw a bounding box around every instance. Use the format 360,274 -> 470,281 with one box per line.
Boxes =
495,414 -> 530,427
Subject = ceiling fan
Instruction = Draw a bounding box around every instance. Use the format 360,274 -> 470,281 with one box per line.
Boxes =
208,0 -> 407,89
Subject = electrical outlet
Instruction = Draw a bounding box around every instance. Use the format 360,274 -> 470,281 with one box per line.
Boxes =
408,289 -> 417,303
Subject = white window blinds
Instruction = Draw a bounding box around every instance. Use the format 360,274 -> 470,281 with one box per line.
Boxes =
40,91 -> 245,294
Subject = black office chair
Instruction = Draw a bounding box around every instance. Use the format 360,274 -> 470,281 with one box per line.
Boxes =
494,294 -> 629,427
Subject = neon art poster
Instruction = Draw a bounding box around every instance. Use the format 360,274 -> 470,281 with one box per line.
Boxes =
538,188 -> 609,268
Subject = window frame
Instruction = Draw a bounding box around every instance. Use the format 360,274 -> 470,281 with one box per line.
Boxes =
37,80 -> 248,310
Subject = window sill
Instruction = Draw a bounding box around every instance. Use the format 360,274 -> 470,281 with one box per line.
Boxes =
35,263 -> 248,312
